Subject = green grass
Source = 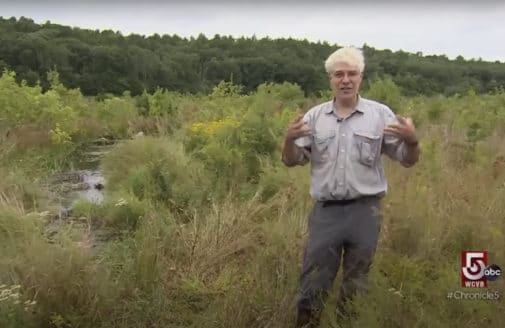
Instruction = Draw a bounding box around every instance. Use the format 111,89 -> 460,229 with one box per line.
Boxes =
0,79 -> 504,327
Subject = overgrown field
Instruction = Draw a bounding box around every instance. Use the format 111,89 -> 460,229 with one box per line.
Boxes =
1,71 -> 504,327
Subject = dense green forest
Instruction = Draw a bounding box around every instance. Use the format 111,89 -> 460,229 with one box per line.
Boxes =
1,16 -> 505,97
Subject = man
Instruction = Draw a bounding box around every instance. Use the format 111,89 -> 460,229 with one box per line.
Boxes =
281,46 -> 420,327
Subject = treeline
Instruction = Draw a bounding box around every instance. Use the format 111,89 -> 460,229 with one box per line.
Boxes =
1,16 -> 505,97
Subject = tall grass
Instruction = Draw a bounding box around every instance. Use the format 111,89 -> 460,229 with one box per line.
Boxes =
0,76 -> 504,327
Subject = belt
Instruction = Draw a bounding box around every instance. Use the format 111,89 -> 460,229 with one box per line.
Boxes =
319,195 -> 381,207
320,199 -> 357,207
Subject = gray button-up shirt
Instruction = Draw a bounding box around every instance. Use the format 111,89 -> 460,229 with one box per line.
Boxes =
293,96 -> 409,201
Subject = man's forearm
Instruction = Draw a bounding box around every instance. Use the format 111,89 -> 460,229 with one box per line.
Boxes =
282,137 -> 303,167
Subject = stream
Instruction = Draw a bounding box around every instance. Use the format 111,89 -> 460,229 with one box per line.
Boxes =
45,138 -> 121,250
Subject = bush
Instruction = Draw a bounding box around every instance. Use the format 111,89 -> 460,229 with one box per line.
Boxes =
101,137 -> 211,217
364,78 -> 404,113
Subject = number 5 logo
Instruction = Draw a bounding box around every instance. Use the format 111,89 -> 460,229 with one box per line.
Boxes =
462,252 -> 487,280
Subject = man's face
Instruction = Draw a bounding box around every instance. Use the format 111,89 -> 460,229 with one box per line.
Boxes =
329,62 -> 362,102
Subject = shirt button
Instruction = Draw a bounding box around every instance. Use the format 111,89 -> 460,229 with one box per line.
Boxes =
342,133 -> 346,137
339,166 -> 344,169
338,182 -> 343,186
340,149 -> 345,153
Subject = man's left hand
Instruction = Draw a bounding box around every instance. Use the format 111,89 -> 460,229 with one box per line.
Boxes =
384,116 -> 418,145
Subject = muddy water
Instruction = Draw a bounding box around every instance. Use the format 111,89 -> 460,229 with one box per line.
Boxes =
53,169 -> 105,211
45,139 -> 125,251
76,170 -> 104,204
50,139 -> 122,211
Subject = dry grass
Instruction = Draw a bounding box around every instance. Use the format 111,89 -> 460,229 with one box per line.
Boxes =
1,91 -> 505,327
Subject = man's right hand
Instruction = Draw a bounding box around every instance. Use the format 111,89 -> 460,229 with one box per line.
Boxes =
286,114 -> 311,141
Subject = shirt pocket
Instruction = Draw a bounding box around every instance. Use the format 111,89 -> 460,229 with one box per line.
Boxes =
312,130 -> 336,162
353,131 -> 381,167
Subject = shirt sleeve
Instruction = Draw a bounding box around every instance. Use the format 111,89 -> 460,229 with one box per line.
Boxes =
381,106 -> 408,162
291,111 -> 313,166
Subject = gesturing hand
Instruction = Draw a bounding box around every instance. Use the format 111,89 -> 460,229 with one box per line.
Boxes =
384,115 -> 418,145
286,114 -> 311,141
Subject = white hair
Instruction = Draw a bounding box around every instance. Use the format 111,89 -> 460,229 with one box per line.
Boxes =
324,46 -> 365,74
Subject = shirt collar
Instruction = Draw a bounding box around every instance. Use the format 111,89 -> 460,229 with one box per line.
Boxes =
325,95 -> 366,115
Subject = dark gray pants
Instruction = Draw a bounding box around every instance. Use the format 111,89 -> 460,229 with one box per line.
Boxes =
296,196 -> 382,325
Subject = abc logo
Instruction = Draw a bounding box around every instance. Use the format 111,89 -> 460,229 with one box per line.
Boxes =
484,264 -> 502,281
